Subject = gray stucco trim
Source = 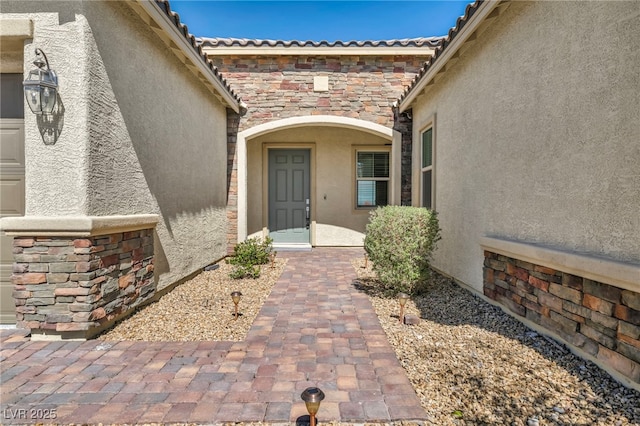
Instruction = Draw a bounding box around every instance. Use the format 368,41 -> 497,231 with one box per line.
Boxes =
480,236 -> 640,293
0,214 -> 159,237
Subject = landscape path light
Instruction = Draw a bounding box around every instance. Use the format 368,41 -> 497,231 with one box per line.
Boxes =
398,292 -> 410,324
23,48 -> 58,115
230,291 -> 242,320
301,387 -> 325,426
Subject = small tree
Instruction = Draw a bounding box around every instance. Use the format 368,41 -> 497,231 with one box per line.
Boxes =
228,236 -> 273,279
364,206 -> 441,294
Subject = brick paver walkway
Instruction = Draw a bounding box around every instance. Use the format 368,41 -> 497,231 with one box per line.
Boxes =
0,248 -> 427,424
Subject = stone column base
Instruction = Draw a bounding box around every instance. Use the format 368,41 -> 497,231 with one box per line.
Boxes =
2,215 -> 159,340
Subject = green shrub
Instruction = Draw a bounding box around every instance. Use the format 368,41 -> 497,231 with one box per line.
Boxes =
364,206 -> 441,294
229,265 -> 261,279
228,236 -> 273,279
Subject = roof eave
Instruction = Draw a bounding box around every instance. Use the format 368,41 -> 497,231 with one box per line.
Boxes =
202,47 -> 437,56
398,1 -> 501,113
132,0 -> 241,113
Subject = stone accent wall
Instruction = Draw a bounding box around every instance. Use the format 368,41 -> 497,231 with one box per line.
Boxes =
483,251 -> 640,384
209,55 -> 431,132
226,108 -> 241,252
393,108 -> 413,205
12,229 -> 155,339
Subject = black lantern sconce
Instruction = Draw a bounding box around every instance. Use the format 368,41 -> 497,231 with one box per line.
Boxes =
23,48 -> 58,115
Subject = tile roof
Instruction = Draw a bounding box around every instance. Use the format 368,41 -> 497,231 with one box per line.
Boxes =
199,37 -> 443,49
153,0 -> 242,106
398,0 -> 483,106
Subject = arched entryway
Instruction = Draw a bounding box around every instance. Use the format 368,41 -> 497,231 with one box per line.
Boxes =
235,115 -> 401,247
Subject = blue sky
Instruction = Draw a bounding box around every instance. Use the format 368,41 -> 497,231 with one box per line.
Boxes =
169,1 -> 470,41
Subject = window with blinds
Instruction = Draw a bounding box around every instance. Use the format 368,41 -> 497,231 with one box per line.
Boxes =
356,151 -> 389,208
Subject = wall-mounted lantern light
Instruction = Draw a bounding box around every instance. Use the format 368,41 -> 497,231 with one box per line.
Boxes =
23,48 -> 58,115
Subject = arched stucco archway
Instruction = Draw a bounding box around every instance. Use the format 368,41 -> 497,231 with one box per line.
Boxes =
236,115 -> 401,243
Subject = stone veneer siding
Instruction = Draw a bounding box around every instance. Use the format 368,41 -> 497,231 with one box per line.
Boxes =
12,229 -> 155,338
394,108 -> 413,205
483,251 -> 640,385
226,108 -> 241,253
210,55 -> 430,132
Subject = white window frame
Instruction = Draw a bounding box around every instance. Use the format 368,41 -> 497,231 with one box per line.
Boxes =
355,148 -> 391,209
413,114 -> 436,210
420,126 -> 434,209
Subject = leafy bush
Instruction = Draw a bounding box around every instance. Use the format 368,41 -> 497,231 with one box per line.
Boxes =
364,206 -> 441,294
228,236 -> 273,279
229,265 -> 261,279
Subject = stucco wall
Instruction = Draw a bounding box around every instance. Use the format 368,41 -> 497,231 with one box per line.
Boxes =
2,6 -> 90,215
411,1 -> 640,292
413,2 -> 640,291
2,1 -> 230,290
247,126 -> 389,245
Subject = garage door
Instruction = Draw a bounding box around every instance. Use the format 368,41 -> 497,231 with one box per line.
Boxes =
1,74 -> 25,325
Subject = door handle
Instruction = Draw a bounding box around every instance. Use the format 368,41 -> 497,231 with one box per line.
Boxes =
306,199 -> 310,229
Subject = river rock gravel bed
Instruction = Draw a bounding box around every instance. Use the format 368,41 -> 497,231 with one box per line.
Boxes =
351,258 -> 640,426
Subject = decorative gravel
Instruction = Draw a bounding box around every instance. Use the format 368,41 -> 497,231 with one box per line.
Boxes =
98,259 -> 286,342
351,258 -> 640,426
